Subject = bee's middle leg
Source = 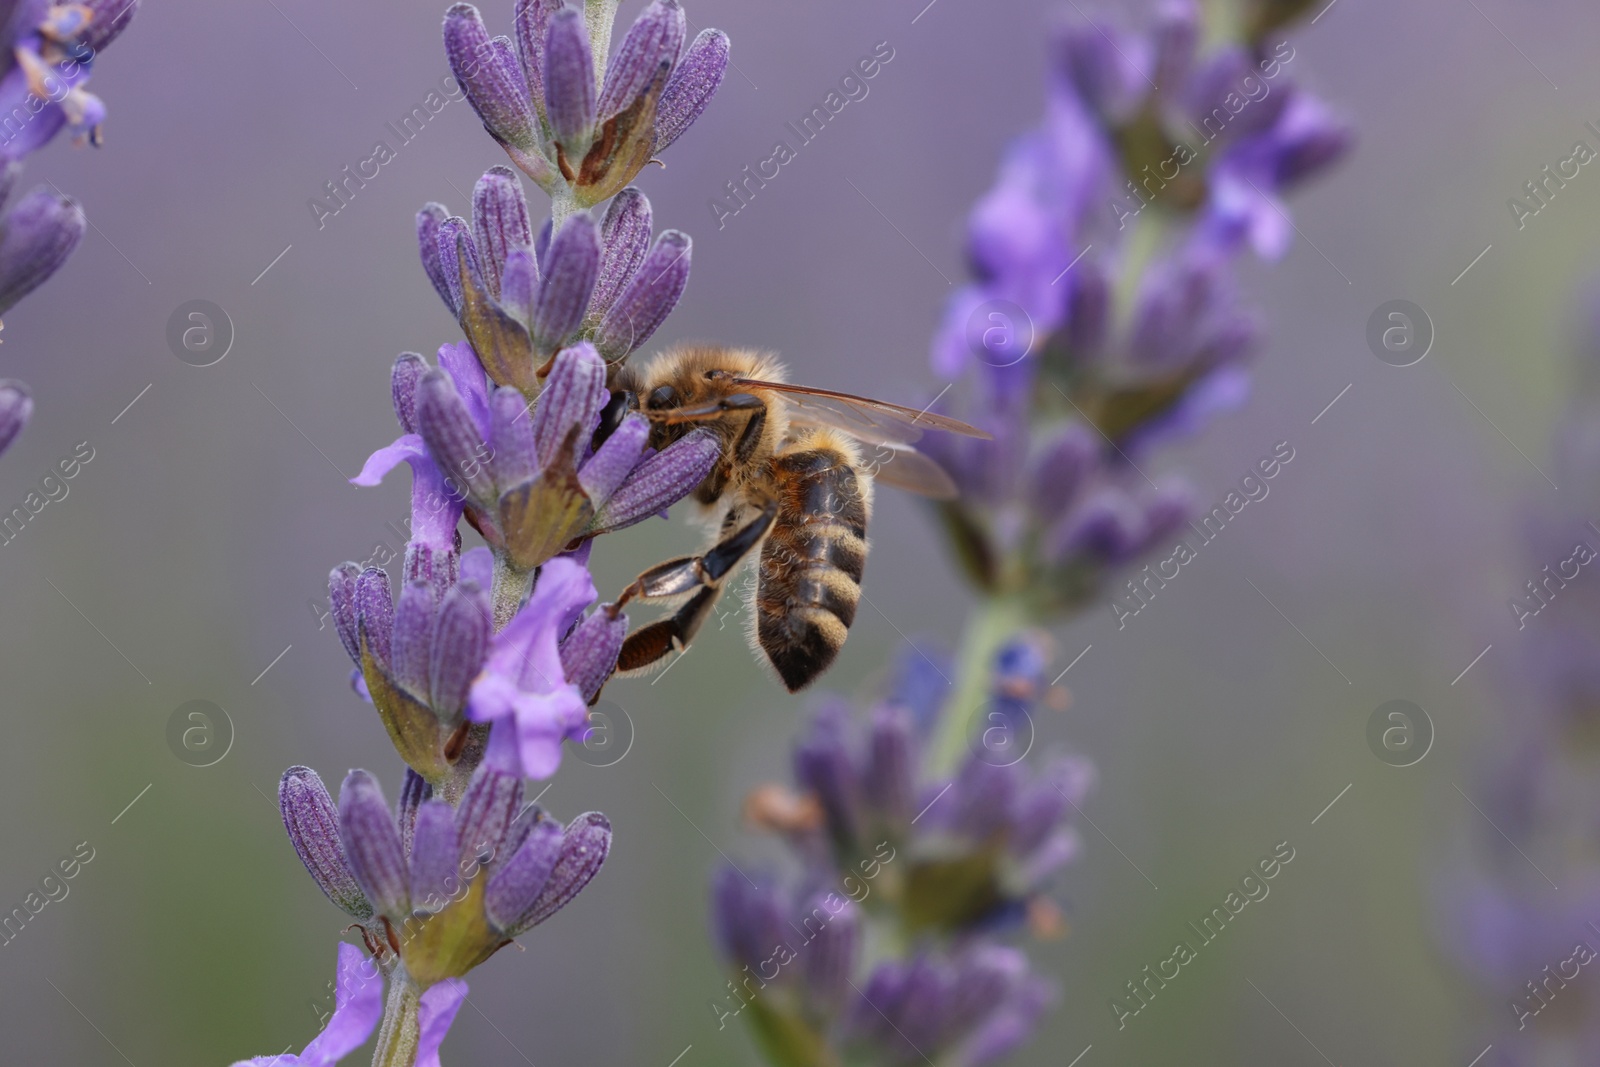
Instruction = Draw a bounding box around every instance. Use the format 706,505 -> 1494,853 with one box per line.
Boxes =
614,503 -> 777,673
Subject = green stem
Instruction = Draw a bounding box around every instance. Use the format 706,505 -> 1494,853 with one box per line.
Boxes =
584,0 -> 621,86
371,978 -> 422,1067
549,190 -> 581,235
491,553 -> 536,632
927,596 -> 1031,778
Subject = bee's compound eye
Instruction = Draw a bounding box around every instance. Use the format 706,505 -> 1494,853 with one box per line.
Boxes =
647,384 -> 679,410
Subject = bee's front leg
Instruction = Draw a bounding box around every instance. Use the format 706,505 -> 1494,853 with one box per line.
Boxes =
613,502 -> 777,674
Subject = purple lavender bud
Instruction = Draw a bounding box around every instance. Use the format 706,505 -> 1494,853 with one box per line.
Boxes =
1010,756 -> 1094,855
594,230 -> 691,362
512,0 -> 564,114
499,248 -> 536,325
455,764 -> 525,863
1024,424 -> 1097,527
795,702 -> 862,851
1184,48 -> 1251,134
402,537 -> 458,604
79,0 -> 140,54
0,379 -> 30,458
397,768 -> 432,859
863,704 -> 915,829
434,216 -> 470,317
534,216 -> 552,273
531,214 -> 601,353
590,427 -> 720,532
1136,482 -> 1195,551
597,0 -> 685,121
711,868 -> 787,968
507,811 -> 610,933
1051,487 -> 1144,564
280,766 -> 373,920
948,756 -> 1020,840
1128,254 -> 1224,371
0,186 -> 85,314
1064,258 -> 1110,361
328,563 -> 362,665
654,28 -> 729,153
800,892 -> 860,1014
408,799 -> 462,912
472,166 -> 534,300
444,5 -> 537,149
355,567 -> 395,670
558,606 -> 627,704
542,8 -> 596,153
338,770 -> 410,918
1055,20 -> 1141,123
578,412 -> 648,503
1274,92 -> 1354,189
391,353 -> 428,435
489,386 -> 537,490
590,188 -> 652,324
942,946 -> 1027,1040
1150,1 -> 1197,94
962,972 -> 1056,1066
483,817 -> 563,933
531,343 -> 608,469
416,368 -> 496,502
417,204 -> 455,313
429,580 -> 492,722
390,580 -> 436,698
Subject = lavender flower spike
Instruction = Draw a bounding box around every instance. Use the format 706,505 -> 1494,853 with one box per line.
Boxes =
273,762 -> 611,993
358,341 -> 719,573
328,542 -> 493,786
441,0 -> 729,207
419,172 -> 693,383
0,379 -> 31,457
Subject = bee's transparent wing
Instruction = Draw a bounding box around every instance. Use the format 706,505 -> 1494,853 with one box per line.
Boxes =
730,378 -> 992,447
863,445 -> 960,500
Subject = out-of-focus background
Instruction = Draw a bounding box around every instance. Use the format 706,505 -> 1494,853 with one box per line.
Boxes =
1,0 -> 1595,1062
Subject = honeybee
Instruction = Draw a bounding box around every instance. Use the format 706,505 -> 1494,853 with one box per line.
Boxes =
605,346 -> 991,692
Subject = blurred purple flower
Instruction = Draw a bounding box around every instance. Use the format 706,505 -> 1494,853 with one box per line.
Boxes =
0,0 -> 140,161
844,945 -> 1056,1067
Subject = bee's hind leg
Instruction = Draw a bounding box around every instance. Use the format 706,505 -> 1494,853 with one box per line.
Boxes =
613,502 -> 777,674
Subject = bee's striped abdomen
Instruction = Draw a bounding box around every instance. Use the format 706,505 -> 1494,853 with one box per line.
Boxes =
756,445 -> 868,691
